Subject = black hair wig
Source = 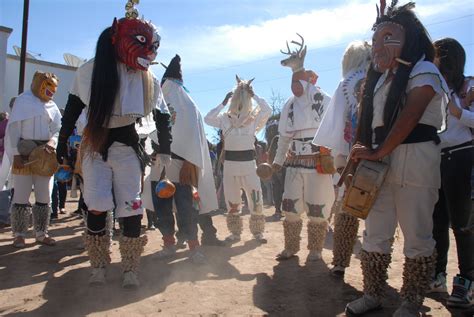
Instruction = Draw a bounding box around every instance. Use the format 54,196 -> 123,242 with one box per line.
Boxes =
83,26 -> 119,153
358,1 -> 435,146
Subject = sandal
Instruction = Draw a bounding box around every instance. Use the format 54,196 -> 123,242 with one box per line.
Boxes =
36,236 -> 56,246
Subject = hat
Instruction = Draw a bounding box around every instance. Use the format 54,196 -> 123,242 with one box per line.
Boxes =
161,54 -> 182,85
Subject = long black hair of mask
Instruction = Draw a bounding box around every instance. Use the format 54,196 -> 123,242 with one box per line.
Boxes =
84,26 -> 119,153
161,54 -> 182,86
358,3 -> 435,146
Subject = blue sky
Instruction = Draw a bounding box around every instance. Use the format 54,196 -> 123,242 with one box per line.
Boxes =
1,0 -> 473,141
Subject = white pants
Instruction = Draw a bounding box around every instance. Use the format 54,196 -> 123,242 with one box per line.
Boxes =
12,174 -> 53,205
223,162 -> 263,215
362,142 -> 439,258
82,142 -> 143,218
282,167 -> 335,222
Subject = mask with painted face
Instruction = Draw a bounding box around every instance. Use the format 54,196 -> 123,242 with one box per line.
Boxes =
372,22 -> 405,73
31,71 -> 59,102
111,1 -> 160,71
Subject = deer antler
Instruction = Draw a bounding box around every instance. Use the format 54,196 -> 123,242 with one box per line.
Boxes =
290,33 -> 305,55
280,33 -> 306,56
280,41 -> 292,55
280,33 -> 307,72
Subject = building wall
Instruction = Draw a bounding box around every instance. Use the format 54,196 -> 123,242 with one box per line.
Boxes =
3,54 -> 77,111
0,27 -> 13,113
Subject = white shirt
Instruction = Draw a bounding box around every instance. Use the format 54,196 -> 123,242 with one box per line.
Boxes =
204,95 -> 272,151
372,60 -> 449,131
439,79 -> 474,149
205,94 -> 271,176
279,81 -> 332,137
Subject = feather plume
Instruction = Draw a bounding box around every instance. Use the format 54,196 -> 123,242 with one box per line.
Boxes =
380,0 -> 386,16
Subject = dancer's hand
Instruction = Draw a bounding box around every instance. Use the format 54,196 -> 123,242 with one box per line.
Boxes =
158,154 -> 171,169
222,92 -> 233,106
45,140 -> 56,154
180,161 -> 198,187
350,144 -> 381,162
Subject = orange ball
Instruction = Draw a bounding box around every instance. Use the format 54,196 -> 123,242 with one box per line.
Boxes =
155,179 -> 176,198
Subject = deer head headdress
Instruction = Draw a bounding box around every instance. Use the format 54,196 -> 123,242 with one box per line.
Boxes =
280,33 -> 307,73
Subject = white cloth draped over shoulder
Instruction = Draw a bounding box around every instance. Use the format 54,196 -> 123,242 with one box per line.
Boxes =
312,69 -> 365,158
0,91 -> 62,189
70,59 -> 168,129
143,79 -> 218,214
278,80 -> 331,138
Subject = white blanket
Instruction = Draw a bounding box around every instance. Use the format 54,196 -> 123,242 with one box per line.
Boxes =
313,68 -> 365,157
143,79 -> 218,214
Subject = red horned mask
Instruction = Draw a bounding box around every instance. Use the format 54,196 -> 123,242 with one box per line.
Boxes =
111,17 -> 160,71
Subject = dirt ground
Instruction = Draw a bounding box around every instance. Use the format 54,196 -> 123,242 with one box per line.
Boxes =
0,196 -> 472,317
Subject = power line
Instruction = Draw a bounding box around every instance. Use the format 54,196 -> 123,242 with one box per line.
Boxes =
193,41 -> 474,94
187,13 -> 474,80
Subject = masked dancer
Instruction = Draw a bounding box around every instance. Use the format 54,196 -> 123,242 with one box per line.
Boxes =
313,41 -> 371,276
143,55 -> 223,263
6,71 -> 61,248
345,1 -> 449,315
204,76 -> 272,244
56,1 -> 172,288
273,34 -> 334,262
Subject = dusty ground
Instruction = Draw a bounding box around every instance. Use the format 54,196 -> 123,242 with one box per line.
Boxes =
0,196 -> 472,317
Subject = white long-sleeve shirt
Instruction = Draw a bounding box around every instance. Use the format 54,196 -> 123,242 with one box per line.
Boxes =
439,80 -> 474,149
205,94 -> 272,176
204,94 -> 272,151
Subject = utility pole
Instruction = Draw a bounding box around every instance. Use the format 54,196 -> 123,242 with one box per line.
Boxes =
18,0 -> 30,94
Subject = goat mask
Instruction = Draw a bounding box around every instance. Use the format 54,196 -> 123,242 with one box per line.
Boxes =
31,71 -> 59,102
228,75 -> 254,116
111,17 -> 160,71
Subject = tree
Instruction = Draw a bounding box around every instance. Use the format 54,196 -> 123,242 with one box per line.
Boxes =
268,89 -> 286,115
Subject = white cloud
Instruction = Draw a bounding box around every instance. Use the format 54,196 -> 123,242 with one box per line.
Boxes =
160,0 -> 458,70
